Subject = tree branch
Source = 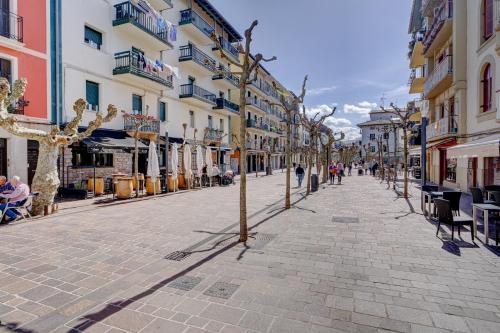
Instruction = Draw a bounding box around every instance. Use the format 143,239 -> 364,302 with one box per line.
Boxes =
64,98 -> 87,136
76,104 -> 117,141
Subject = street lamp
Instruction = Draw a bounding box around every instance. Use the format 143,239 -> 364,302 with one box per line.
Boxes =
421,101 -> 428,187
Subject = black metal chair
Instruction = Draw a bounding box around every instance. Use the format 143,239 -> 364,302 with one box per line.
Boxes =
489,192 -> 500,246
422,185 -> 439,213
434,198 -> 474,242
470,187 -> 495,205
443,191 -> 462,216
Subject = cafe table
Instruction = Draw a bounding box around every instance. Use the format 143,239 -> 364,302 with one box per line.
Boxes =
424,191 -> 444,217
472,203 -> 500,245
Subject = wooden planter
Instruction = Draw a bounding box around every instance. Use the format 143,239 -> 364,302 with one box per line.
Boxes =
178,174 -> 186,189
145,176 -> 161,195
87,177 -> 104,195
115,177 -> 133,199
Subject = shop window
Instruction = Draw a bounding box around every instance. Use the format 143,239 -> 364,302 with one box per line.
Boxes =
84,26 -> 102,50
85,81 -> 99,111
446,158 -> 457,182
481,63 -> 493,112
72,150 -> 113,168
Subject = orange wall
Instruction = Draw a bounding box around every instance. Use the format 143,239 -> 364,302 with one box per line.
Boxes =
18,0 -> 47,53
0,46 -> 47,119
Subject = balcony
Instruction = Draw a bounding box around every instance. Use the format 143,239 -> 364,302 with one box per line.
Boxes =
213,98 -> 239,115
424,55 -> 452,98
113,1 -> 173,50
179,44 -> 216,73
408,69 -> 425,94
246,97 -> 269,114
113,50 -> 173,90
212,65 -> 240,88
423,1 -> 453,55
124,114 -> 160,139
179,9 -> 214,42
148,0 -> 173,11
206,128 -> 224,143
246,119 -> 268,132
212,36 -> 240,62
0,9 -> 23,43
179,84 -> 216,107
408,32 -> 424,68
426,116 -> 458,141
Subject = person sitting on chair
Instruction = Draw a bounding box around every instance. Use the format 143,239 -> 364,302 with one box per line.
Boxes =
0,176 -> 14,194
0,176 -> 30,224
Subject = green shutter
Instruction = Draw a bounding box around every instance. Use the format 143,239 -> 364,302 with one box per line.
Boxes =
159,102 -> 166,122
85,81 -> 99,107
85,26 -> 102,48
132,94 -> 142,114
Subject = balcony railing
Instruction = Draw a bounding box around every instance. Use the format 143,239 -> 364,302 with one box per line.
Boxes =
213,36 -> 240,61
179,44 -> 216,72
245,97 -> 268,113
179,84 -> 216,105
113,1 -> 173,48
424,55 -> 452,97
423,0 -> 453,52
214,98 -> 239,114
113,50 -> 173,88
124,115 -> 160,134
179,9 -> 214,38
426,116 -> 458,140
0,10 -> 23,42
206,128 -> 224,142
212,65 -> 240,87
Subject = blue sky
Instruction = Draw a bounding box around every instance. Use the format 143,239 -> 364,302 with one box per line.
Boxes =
210,0 -> 414,139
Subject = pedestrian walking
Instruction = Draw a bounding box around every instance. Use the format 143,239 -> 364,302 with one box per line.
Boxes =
348,162 -> 353,176
295,164 -> 305,188
337,162 -> 343,184
363,161 -> 368,175
328,162 -> 335,184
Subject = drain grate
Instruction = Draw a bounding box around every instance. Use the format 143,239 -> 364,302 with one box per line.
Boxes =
255,233 -> 276,241
164,251 -> 191,261
168,276 -> 203,291
251,233 -> 276,250
204,282 -> 240,299
331,216 -> 359,224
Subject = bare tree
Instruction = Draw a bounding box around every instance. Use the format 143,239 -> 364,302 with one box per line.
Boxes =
211,22 -> 276,242
0,78 -> 117,215
382,103 -> 411,198
300,106 -> 336,195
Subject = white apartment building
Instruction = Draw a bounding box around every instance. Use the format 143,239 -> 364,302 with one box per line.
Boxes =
58,0 -> 290,185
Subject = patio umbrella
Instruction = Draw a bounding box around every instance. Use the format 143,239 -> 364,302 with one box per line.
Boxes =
184,144 -> 193,189
171,143 -> 178,191
205,147 -> 213,186
196,146 -> 204,187
147,140 -> 160,195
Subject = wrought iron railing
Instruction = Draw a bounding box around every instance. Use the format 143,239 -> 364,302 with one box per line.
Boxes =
206,128 -> 223,142
179,9 -> 214,37
0,9 -> 23,42
124,115 -> 160,133
113,1 -> 172,46
179,44 -> 216,72
426,115 -> 458,140
113,50 -> 173,88
215,98 -> 239,114
424,55 -> 452,97
179,84 -> 216,104
423,0 -> 453,51
213,64 -> 240,87
217,36 -> 239,60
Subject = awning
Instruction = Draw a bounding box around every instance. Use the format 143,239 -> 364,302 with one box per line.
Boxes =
81,136 -> 148,153
426,138 -> 456,150
447,134 -> 500,159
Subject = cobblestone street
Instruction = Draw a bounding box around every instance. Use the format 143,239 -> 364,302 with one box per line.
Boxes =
0,173 -> 499,333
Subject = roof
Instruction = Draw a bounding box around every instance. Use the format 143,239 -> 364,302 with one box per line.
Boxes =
195,0 -> 242,42
357,119 -> 401,127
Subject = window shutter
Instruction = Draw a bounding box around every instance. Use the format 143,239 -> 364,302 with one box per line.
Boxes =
86,81 -> 99,107
159,102 -> 166,122
484,0 -> 493,39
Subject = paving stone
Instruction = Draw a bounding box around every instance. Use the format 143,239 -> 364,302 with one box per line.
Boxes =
354,299 -> 387,317
239,311 -> 274,332
141,318 -> 187,333
103,307 -> 155,332
200,304 -> 245,325
386,305 -> 433,326
429,312 -> 470,332
204,282 -> 240,299
19,285 -> 59,302
268,317 -> 310,333
173,298 -> 209,315
39,291 -> 78,308
168,276 -> 203,291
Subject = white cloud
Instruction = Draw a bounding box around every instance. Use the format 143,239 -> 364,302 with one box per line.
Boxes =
303,104 -> 360,141
343,101 -> 377,117
304,104 -> 338,119
324,117 -> 352,128
307,85 -> 337,96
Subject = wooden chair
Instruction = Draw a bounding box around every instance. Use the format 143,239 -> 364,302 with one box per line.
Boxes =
434,198 -> 474,241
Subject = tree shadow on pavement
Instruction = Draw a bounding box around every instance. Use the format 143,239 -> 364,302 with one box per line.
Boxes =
0,322 -> 39,333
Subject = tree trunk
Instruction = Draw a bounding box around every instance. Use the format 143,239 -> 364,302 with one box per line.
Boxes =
403,132 -> 409,198
134,135 -> 139,198
31,142 -> 60,216
285,118 -> 291,209
306,149 -> 312,195
322,146 -> 327,184
239,89 -> 248,242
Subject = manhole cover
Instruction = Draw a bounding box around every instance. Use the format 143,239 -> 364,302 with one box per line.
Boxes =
168,276 -> 202,291
204,282 -> 240,299
164,251 -> 191,261
331,216 -> 359,224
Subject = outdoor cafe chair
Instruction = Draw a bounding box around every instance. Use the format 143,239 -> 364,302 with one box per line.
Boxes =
0,192 -> 39,222
434,198 -> 474,242
470,187 -> 495,205
443,191 -> 462,216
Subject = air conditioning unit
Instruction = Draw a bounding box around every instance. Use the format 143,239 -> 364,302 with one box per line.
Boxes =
86,103 -> 99,112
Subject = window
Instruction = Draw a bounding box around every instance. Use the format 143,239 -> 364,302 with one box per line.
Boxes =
159,101 -> 166,122
383,132 -> 389,140
219,118 -> 224,131
481,63 -> 493,112
371,146 -> 376,153
446,158 -> 457,182
383,145 -> 387,152
72,150 -> 113,168
189,111 -> 195,128
85,81 -> 99,111
208,115 -> 213,129
369,133 -> 375,140
482,0 -> 494,41
84,26 -> 102,50
132,94 -> 142,114
0,58 -> 11,83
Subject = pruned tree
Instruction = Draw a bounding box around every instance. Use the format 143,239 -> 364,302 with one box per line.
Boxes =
381,127 -> 392,188
0,78 -> 117,215
375,135 -> 384,180
382,103 -> 411,198
300,105 -> 336,195
211,22 -> 276,242
266,75 -> 307,209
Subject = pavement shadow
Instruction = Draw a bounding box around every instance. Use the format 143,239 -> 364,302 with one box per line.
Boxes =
0,322 -> 39,333
437,235 -> 478,256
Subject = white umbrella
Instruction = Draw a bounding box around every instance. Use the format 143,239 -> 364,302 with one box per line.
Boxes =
171,143 -> 178,191
147,141 -> 160,195
205,147 -> 213,186
196,146 -> 204,187
183,144 -> 192,189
